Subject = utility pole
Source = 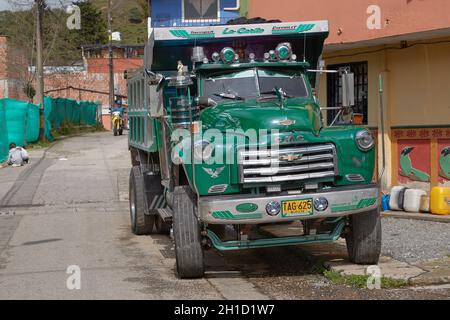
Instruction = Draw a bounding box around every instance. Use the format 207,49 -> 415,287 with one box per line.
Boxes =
108,0 -> 114,115
35,0 -> 45,140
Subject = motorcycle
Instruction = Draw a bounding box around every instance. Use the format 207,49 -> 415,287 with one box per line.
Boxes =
112,110 -> 124,136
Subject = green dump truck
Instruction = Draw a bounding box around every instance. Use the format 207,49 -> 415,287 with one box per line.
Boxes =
127,20 -> 381,278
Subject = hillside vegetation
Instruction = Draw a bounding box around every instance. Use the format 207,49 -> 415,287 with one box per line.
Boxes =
92,0 -> 148,44
0,0 -> 148,66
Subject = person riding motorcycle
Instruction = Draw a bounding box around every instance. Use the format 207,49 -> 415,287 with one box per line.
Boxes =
111,106 -> 124,136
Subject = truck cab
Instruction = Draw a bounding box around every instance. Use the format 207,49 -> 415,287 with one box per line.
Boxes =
127,21 -> 381,278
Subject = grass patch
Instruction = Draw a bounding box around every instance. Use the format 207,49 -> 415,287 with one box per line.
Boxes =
323,270 -> 408,289
26,139 -> 53,149
52,123 -> 105,138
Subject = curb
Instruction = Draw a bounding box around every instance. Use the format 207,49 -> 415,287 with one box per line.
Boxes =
382,211 -> 450,223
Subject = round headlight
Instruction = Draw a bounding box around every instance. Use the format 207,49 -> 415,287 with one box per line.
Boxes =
275,42 -> 292,60
266,201 -> 281,216
269,50 -> 276,61
220,47 -> 236,64
314,197 -> 329,212
355,130 -> 375,151
194,140 -> 213,162
212,52 -> 220,63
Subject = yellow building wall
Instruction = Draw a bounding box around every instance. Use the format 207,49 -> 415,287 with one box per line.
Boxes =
387,38 -> 450,126
318,37 -> 450,191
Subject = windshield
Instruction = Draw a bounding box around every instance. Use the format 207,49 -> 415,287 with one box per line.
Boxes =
202,68 -> 309,102
258,69 -> 309,98
202,69 -> 258,102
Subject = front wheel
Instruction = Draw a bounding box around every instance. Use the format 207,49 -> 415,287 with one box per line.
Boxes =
345,208 -> 382,264
173,186 -> 204,278
129,167 -> 155,235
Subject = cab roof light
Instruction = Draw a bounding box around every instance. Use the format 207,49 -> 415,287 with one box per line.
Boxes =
212,52 -> 220,63
275,42 -> 293,61
220,47 -> 236,64
269,50 -> 276,61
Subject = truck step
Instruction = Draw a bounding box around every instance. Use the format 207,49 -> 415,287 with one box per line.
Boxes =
157,208 -> 173,222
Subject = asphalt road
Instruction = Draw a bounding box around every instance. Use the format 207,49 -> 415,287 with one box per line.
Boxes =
0,132 -> 448,300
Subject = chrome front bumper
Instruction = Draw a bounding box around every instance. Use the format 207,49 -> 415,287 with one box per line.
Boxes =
198,185 -> 379,224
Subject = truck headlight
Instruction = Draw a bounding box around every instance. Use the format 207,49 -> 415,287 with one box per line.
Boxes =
194,140 -> 213,161
266,201 -> 281,216
314,197 -> 329,211
355,130 -> 374,151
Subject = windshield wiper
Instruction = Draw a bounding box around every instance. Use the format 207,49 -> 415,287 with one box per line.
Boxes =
260,88 -> 293,99
214,92 -> 244,100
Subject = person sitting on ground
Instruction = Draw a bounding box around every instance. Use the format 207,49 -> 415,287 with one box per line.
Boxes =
7,143 -> 29,167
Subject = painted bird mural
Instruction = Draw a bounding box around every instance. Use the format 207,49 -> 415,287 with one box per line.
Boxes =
400,147 -> 430,182
439,146 -> 450,180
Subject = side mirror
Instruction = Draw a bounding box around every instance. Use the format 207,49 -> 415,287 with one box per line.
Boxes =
342,73 -> 355,107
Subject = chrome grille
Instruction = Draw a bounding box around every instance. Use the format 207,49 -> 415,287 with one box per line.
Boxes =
238,143 -> 338,184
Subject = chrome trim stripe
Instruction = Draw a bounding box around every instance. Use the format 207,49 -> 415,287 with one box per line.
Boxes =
244,171 -> 335,183
198,185 -> 379,225
241,144 -> 334,158
244,162 -> 334,176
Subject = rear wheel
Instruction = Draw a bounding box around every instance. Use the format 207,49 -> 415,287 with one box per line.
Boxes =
173,185 -> 204,278
129,167 -> 155,235
345,208 -> 382,264
113,125 -> 118,136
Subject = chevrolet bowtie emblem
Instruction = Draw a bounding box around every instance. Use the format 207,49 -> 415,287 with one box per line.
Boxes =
277,119 -> 296,126
280,154 -> 302,162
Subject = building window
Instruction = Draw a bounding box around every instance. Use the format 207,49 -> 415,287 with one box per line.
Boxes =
183,0 -> 219,21
326,61 -> 368,125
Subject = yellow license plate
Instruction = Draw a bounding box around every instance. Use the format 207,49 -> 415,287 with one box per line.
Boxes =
282,199 -> 313,217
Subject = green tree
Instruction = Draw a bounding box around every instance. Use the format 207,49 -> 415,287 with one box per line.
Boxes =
71,1 -> 108,48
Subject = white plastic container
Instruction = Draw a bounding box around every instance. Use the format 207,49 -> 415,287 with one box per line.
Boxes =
389,186 -> 408,211
420,195 -> 430,213
403,189 -> 427,213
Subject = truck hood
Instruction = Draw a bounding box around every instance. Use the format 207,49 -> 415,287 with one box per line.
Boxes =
200,99 -> 322,135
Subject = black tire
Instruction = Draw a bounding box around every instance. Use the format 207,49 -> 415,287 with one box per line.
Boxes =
173,185 -> 204,278
345,208 -> 382,264
113,127 -> 118,136
155,215 -> 171,234
118,128 -> 123,135
129,167 -> 155,235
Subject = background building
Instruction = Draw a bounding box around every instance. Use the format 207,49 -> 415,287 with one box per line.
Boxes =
247,0 -> 450,191
149,0 -> 243,27
0,36 -> 28,101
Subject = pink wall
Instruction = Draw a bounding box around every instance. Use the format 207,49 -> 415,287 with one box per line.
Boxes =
249,0 -> 450,44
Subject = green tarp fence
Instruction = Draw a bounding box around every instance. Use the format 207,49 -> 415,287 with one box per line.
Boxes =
44,97 -> 98,141
0,97 -> 99,156
0,98 -> 39,150
0,100 -> 8,162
